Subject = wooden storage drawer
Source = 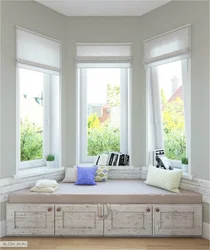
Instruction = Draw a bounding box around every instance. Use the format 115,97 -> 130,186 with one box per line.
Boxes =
7,204 -> 54,235
55,204 -> 103,236
153,204 -> 202,236
104,204 -> 152,236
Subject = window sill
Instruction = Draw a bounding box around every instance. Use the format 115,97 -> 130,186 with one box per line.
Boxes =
13,166 -> 65,180
182,172 -> 193,180
173,167 -> 193,180
76,165 -> 135,169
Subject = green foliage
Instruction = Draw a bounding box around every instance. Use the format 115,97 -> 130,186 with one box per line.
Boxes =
161,90 -> 186,160
181,157 -> 188,165
46,154 -> 55,161
88,121 -> 120,156
88,113 -> 100,130
21,118 -> 43,161
107,84 -> 120,107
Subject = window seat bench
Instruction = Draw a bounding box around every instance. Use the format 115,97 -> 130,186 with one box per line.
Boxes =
8,179 -> 201,204
7,180 -> 202,237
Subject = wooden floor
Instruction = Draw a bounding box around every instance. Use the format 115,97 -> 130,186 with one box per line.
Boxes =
1,237 -> 209,250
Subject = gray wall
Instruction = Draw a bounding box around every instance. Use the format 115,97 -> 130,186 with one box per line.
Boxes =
0,0 -> 209,180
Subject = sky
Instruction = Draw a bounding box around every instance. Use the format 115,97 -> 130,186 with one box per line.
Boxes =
87,68 -> 120,104
157,60 -> 182,99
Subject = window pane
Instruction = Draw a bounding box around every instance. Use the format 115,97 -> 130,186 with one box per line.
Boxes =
156,60 -> 186,160
86,68 -> 121,156
19,68 -> 44,161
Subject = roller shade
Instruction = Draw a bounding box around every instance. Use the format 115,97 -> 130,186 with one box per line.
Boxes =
76,43 -> 132,67
16,27 -> 62,72
144,25 -> 191,68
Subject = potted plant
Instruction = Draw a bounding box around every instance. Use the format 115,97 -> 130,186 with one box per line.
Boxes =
181,157 -> 188,173
46,154 -> 55,168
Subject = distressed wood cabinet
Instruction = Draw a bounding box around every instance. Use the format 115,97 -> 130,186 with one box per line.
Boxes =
55,204 -> 104,236
7,204 -> 54,235
104,204 -> 153,236
153,205 -> 202,236
7,203 -> 202,237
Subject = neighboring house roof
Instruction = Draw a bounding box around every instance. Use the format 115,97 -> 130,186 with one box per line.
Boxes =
168,86 -> 183,102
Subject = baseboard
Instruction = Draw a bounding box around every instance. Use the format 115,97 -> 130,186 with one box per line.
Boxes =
203,222 -> 210,240
0,220 -> 6,238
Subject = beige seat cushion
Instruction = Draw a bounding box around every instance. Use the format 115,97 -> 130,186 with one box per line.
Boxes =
8,180 -> 202,204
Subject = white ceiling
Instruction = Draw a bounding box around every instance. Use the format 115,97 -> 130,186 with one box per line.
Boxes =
35,0 -> 172,17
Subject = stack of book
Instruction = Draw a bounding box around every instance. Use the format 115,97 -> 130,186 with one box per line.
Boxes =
94,152 -> 130,166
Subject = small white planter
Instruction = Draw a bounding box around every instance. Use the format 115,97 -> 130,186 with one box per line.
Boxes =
182,164 -> 188,173
47,161 -> 55,168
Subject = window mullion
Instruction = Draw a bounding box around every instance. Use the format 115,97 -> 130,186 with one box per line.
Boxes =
120,68 -> 128,154
43,74 -> 50,160
81,69 -> 89,163
181,59 -> 191,168
151,67 -> 164,149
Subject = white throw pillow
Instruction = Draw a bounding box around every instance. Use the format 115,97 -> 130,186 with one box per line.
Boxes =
62,167 -> 77,183
36,179 -> 58,188
30,185 -> 59,193
145,165 -> 183,193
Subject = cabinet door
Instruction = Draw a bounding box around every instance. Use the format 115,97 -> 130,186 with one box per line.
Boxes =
55,204 -> 103,236
104,204 -> 152,236
7,204 -> 54,235
153,205 -> 202,236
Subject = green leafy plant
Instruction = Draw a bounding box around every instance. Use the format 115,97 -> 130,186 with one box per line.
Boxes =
161,90 -> 186,160
88,113 -> 100,130
87,116 -> 120,156
21,118 -> 43,161
46,154 -> 55,161
181,157 -> 188,165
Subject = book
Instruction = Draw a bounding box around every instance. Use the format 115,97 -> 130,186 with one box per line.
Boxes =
94,155 -> 100,165
113,154 -> 118,166
97,153 -> 109,166
108,153 -> 115,166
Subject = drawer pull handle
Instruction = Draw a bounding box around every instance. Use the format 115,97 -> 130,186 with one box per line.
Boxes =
57,207 -> 61,212
48,207 -> 52,212
156,208 -> 160,212
146,208 -> 150,212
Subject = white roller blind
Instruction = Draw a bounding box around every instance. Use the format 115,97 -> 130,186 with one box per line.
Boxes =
16,27 -> 61,71
144,25 -> 191,67
76,43 -> 132,66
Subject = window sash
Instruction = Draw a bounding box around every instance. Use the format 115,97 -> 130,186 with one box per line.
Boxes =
17,65 -> 60,170
148,59 -> 190,169
78,67 -> 129,164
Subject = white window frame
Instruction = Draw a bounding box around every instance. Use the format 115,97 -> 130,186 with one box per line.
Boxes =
77,67 -> 129,164
17,65 -> 61,170
17,65 -> 49,170
149,58 -> 190,171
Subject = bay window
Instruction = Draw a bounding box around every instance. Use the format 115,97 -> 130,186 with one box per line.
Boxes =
16,27 -> 61,170
145,25 -> 191,171
76,44 -> 131,163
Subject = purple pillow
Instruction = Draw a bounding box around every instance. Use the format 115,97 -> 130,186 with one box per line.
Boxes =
75,166 -> 97,185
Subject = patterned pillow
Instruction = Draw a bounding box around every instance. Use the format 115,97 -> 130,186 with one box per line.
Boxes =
95,166 -> 110,182
75,166 -> 98,185
145,165 -> 183,193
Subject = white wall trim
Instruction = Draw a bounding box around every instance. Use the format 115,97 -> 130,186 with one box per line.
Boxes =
0,220 -> 6,238
202,222 -> 210,240
180,177 -> 210,204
